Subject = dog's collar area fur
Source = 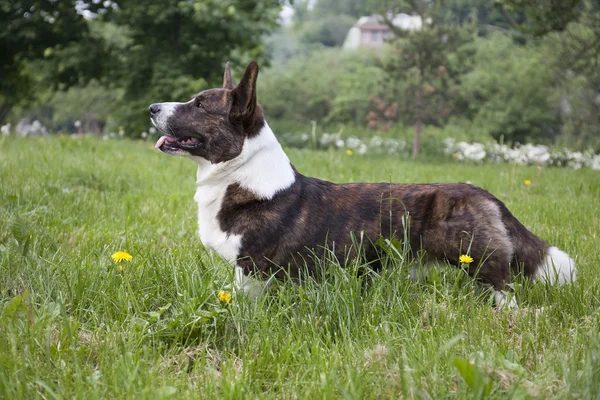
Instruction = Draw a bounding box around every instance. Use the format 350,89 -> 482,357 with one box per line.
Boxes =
193,121 -> 295,201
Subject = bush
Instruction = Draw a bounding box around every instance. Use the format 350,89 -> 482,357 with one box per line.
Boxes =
258,48 -> 384,126
452,33 -> 561,145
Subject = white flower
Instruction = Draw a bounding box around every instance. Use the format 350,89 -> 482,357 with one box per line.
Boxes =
141,131 -> 148,139
524,144 -> 550,164
149,127 -> 157,134
346,137 -> 362,149
74,120 -> 81,128
1,123 -> 10,135
15,119 -> 47,136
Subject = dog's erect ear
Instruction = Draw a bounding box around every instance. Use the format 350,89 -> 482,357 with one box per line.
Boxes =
223,62 -> 235,89
230,61 -> 259,123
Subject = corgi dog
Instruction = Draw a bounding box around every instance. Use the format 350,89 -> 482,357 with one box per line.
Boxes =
149,62 -> 576,306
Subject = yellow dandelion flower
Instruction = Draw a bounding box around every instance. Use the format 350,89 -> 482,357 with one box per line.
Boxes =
217,290 -> 232,303
452,153 -> 458,159
118,265 -> 125,271
119,126 -> 124,131
111,251 -> 133,263
346,149 -> 353,156
524,179 -> 531,186
459,254 -> 474,264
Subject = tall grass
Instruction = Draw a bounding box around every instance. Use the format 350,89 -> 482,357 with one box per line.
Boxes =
1,135 -> 599,399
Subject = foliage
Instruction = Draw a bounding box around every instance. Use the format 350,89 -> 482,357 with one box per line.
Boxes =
376,0 -> 476,157
296,14 -> 357,47
0,0 -> 107,124
293,0 -> 369,21
539,1 -> 600,150
4,0 -> 600,150
453,33 -> 561,144
498,0 -> 584,36
259,48 -> 384,125
79,0 -> 283,135
1,136 -> 600,398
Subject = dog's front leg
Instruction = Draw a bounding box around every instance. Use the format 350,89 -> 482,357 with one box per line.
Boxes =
234,266 -> 270,299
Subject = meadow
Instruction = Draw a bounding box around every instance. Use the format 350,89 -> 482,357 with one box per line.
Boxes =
1,135 -> 599,399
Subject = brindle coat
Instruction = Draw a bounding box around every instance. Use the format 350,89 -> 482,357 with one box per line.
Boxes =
221,177 -> 546,290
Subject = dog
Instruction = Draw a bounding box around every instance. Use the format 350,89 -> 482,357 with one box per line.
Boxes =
149,61 -> 576,306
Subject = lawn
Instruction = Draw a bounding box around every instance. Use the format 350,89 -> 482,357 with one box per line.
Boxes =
1,135 -> 599,399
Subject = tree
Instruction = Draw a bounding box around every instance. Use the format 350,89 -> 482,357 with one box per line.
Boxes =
497,0 -> 583,36
297,14 -> 357,47
0,1 -> 107,124
83,0 -> 283,134
497,0 -> 600,148
455,33 -> 561,144
378,0 -> 475,157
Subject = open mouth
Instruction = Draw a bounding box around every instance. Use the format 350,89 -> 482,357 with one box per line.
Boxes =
155,135 -> 201,151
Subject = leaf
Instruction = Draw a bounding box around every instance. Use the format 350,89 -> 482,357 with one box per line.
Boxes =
1,292 -> 30,322
11,216 -> 29,243
428,266 -> 441,287
453,357 -> 493,398
453,357 -> 476,390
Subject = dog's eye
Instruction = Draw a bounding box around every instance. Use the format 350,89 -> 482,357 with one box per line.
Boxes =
196,101 -> 203,109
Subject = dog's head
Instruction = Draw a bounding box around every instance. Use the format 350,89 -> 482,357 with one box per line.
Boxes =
150,61 -> 263,163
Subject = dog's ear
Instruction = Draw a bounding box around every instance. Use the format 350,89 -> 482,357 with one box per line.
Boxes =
223,62 -> 235,90
230,61 -> 259,123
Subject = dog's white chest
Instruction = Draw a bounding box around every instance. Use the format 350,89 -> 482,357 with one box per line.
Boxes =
194,185 -> 242,263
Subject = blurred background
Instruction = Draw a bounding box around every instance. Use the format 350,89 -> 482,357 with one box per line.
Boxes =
2,0 -> 599,157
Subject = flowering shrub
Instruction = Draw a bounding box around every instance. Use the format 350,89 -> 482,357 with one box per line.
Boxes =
4,120 -> 49,136
277,131 -> 600,170
444,138 -> 600,171
283,131 -> 409,156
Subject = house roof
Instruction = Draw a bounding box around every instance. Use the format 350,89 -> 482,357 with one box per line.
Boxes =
358,22 -> 389,30
354,13 -> 425,32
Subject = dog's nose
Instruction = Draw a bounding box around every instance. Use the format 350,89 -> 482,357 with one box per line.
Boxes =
149,104 -> 161,115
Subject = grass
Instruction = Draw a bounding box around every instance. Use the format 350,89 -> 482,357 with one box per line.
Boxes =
1,134 -> 599,399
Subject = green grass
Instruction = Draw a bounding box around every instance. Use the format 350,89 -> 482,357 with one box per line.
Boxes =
1,135 -> 599,399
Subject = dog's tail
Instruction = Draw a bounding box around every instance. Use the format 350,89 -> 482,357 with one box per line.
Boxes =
500,204 -> 576,284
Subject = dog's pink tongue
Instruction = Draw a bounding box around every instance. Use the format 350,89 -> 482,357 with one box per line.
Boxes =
155,136 -> 176,149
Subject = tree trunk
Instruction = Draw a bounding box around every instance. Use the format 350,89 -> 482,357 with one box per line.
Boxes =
412,88 -> 423,159
0,104 -> 13,125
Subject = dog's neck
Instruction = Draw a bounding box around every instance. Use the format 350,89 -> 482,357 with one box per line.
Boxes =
193,121 -> 296,200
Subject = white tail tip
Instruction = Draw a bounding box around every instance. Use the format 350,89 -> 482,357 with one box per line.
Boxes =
536,246 -> 577,285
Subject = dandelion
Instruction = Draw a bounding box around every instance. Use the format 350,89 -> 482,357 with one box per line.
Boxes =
459,254 -> 473,264
524,179 -> 531,186
346,149 -> 353,156
111,251 -> 133,263
452,153 -> 458,159
217,290 -> 232,303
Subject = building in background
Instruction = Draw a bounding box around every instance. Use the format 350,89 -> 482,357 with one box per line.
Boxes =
342,13 -> 425,49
